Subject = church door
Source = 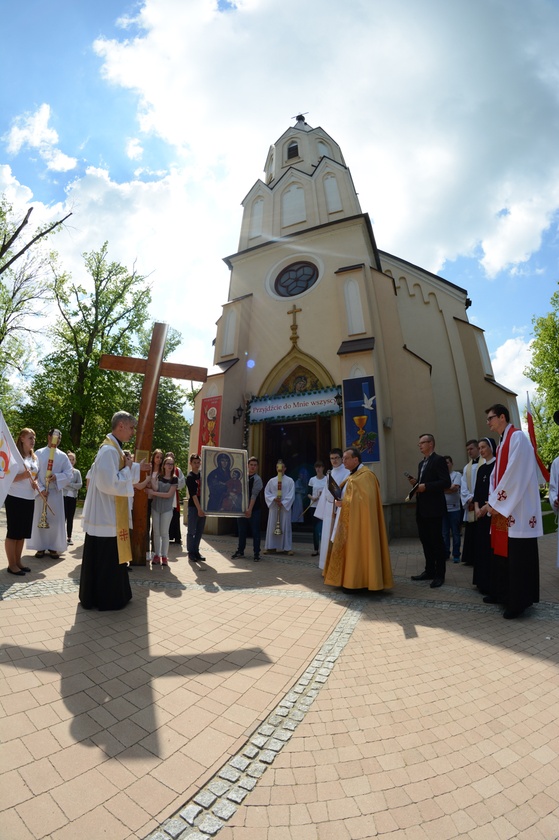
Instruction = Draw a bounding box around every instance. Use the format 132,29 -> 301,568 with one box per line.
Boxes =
262,417 -> 330,533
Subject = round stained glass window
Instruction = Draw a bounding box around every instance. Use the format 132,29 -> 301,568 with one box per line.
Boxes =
274,261 -> 318,297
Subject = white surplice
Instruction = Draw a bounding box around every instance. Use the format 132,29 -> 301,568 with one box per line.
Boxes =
314,464 -> 350,570
264,474 -> 295,550
28,447 -> 73,554
488,425 -> 543,539
82,434 -> 135,537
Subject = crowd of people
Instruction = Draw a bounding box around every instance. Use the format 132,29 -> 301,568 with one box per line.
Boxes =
408,403 -> 550,620
3,401 -> 556,620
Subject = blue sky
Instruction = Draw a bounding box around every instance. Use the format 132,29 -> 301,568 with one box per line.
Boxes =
1,0 -> 558,414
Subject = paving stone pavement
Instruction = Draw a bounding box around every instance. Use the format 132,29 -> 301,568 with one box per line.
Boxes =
1,509 -> 558,840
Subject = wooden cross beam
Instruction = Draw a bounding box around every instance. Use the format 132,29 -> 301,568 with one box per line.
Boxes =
99,322 -> 207,564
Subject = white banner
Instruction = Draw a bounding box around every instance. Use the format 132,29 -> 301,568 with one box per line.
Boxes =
249,388 -> 341,423
0,410 -> 25,509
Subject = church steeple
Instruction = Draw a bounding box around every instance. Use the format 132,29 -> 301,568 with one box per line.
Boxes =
237,117 -> 362,250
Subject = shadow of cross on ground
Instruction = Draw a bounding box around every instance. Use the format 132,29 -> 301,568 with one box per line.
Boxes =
0,582 -> 272,761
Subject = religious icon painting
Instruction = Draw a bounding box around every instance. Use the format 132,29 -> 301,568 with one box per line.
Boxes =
200,446 -> 248,517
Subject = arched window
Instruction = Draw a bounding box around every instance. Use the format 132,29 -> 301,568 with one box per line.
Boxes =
317,140 -> 330,158
344,278 -> 365,335
249,197 -> 264,238
324,174 -> 342,213
282,184 -> 306,227
287,141 -> 299,160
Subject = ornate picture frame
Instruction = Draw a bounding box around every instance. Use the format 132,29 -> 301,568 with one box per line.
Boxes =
200,446 -> 248,517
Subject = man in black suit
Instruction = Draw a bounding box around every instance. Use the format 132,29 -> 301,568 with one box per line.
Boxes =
408,433 -> 451,588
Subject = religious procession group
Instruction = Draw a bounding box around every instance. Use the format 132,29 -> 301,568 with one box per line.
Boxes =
3,403 -> 557,621
2,413 -> 188,609
408,403 -> 559,620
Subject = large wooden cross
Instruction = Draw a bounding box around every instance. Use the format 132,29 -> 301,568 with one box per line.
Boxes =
99,321 -> 207,564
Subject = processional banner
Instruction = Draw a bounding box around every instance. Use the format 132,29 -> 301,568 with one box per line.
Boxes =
198,396 -> 222,451
342,376 -> 380,462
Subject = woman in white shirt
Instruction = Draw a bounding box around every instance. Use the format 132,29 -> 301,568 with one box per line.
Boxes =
5,428 -> 39,575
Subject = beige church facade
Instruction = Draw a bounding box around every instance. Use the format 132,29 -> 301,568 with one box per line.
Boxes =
191,116 -> 517,537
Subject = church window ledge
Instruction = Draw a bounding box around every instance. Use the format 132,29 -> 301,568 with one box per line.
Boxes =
337,338 -> 375,355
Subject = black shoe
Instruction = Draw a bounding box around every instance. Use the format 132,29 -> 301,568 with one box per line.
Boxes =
231,551 -> 244,559
7,568 -> 26,576
430,578 -> 444,588
253,556 -> 260,562
503,609 -> 524,619
188,554 -> 197,561
196,554 -> 206,561
411,572 -> 433,581
20,566 -> 31,573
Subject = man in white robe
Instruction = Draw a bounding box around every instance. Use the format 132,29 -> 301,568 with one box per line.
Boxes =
314,448 -> 350,570
264,461 -> 295,553
79,411 -> 137,611
28,430 -> 73,558
486,403 -> 542,619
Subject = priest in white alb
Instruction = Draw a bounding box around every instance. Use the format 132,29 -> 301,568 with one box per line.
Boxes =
486,403 -> 542,619
264,460 -> 295,554
28,429 -> 73,559
313,448 -> 350,570
79,411 -> 138,611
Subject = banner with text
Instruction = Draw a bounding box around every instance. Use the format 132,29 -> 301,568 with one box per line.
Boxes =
248,387 -> 342,424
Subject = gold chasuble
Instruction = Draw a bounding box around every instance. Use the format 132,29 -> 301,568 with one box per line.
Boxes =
102,436 -> 132,565
324,467 -> 393,591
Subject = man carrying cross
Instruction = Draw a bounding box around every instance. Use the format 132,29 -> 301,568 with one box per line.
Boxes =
485,403 -> 542,619
79,411 -> 137,611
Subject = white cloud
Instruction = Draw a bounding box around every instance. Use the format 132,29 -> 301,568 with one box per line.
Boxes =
4,103 -> 77,173
90,0 -> 559,277
491,337 -> 536,417
126,138 -> 144,160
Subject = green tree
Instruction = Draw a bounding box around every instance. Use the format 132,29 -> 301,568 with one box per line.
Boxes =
525,281 -> 559,467
21,243 -> 151,472
50,243 -> 152,450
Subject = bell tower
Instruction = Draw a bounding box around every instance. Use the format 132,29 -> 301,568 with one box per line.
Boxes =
236,115 -> 362,256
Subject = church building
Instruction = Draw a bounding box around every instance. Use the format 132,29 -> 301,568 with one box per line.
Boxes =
191,116 -> 517,536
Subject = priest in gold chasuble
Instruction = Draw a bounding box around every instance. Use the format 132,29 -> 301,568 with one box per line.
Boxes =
324,447 -> 393,591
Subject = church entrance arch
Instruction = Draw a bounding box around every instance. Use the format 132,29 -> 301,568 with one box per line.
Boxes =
249,349 -> 343,535
261,415 -> 332,535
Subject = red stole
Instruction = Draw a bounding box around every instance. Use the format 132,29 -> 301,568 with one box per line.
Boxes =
490,425 -> 518,557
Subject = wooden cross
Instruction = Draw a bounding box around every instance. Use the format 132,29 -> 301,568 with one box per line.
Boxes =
99,322 -> 207,564
287,304 -> 302,346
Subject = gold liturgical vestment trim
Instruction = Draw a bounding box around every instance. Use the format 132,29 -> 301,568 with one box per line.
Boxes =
101,436 -> 132,565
